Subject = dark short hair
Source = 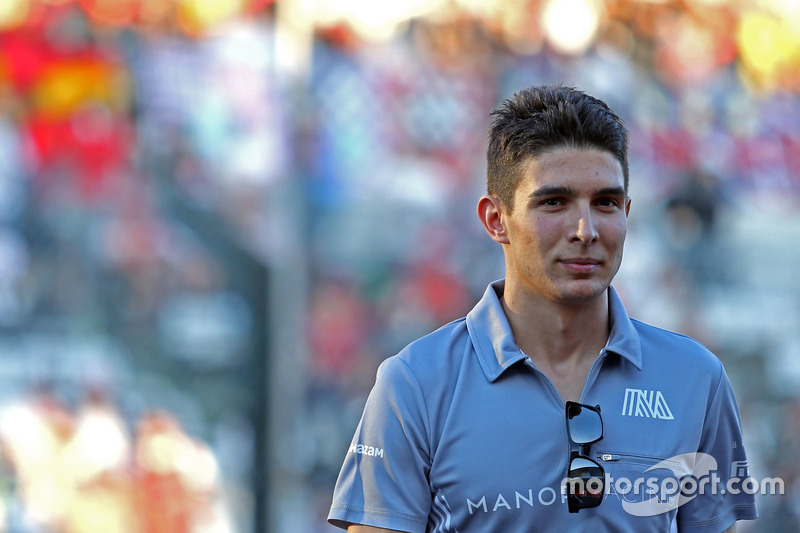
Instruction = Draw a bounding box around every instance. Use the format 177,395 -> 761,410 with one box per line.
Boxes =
486,85 -> 629,211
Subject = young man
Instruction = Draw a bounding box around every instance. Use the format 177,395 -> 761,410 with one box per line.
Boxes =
328,86 -> 758,532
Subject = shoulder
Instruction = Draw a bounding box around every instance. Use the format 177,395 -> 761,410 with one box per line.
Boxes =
375,317 -> 472,395
630,318 -> 724,378
391,317 -> 470,372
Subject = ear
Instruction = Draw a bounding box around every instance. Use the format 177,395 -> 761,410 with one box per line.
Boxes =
625,196 -> 632,217
477,195 -> 510,244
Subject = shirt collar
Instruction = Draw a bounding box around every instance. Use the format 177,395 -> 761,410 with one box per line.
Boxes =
466,280 -> 643,382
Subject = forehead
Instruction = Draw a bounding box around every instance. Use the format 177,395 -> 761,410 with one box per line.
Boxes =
517,147 -> 625,193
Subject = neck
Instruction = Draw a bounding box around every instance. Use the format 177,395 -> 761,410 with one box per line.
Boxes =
499,283 -> 610,368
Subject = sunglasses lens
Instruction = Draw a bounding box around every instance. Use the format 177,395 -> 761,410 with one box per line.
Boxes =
569,456 -> 604,478
566,403 -> 602,444
567,456 -> 604,512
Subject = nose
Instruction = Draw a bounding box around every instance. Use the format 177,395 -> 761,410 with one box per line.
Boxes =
572,205 -> 598,243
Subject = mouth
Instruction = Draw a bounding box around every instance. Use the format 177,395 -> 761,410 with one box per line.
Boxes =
560,258 -> 602,274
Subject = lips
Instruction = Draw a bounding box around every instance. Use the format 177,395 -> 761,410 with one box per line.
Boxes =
561,258 -> 601,265
560,258 -> 602,274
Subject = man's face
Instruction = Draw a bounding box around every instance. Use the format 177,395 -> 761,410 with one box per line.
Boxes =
500,147 -> 630,306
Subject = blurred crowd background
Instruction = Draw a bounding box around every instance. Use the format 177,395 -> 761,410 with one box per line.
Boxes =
0,0 -> 797,531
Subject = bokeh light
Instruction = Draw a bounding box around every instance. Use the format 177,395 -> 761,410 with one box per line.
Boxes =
79,0 -> 138,26
313,0 -> 446,41
0,0 -> 30,30
737,9 -> 800,90
178,0 -> 245,36
542,0 -> 603,55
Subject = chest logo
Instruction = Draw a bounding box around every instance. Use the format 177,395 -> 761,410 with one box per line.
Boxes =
622,388 -> 674,420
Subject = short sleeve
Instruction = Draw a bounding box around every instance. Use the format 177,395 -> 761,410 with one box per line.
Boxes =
676,364 -> 758,532
328,356 -> 433,533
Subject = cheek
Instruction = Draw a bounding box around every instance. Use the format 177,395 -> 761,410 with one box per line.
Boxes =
509,217 -> 544,247
605,223 -> 628,254
528,217 -> 561,245
604,218 -> 628,240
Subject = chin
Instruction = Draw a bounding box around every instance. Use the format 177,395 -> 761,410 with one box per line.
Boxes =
555,281 -> 609,305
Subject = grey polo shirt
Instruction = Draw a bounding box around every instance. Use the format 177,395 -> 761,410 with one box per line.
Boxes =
329,280 -> 758,532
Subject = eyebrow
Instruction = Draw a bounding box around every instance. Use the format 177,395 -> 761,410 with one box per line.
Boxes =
529,185 -> 575,199
529,185 -> 627,199
595,186 -> 628,198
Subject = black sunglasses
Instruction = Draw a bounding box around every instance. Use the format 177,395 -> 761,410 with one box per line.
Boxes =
565,401 -> 605,513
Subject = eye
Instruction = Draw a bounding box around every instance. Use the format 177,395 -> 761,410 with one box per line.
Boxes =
541,198 -> 563,207
596,197 -> 621,208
